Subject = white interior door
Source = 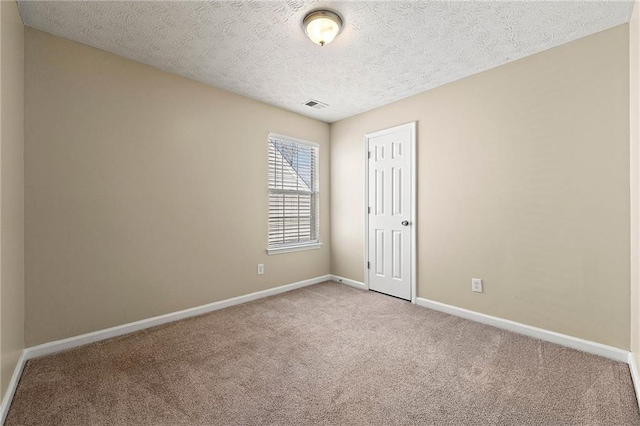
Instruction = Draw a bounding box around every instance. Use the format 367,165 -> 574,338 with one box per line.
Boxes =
366,122 -> 415,301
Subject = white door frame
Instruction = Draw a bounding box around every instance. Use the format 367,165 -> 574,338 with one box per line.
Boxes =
364,121 -> 417,303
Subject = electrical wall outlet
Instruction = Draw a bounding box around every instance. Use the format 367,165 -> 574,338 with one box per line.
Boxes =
257,264 -> 264,275
472,278 -> 483,293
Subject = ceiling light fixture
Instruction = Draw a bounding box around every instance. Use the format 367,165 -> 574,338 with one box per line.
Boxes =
303,10 -> 343,47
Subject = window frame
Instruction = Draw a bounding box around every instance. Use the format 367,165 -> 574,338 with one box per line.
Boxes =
267,132 -> 322,255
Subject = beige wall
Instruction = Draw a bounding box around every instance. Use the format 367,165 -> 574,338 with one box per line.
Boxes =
0,0 -> 24,397
24,28 -> 330,346
632,1 -> 640,363
20,16 -> 635,352
331,25 -> 630,349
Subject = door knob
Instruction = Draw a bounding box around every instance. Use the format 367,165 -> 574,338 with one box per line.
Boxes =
401,220 -> 409,226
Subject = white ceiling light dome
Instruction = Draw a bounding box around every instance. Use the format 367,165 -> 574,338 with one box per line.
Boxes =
303,10 -> 343,47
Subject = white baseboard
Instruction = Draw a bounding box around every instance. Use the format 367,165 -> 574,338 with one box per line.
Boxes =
0,351 -> 27,425
2,277 -> 631,424
0,274 -> 363,422
416,297 -> 629,363
629,353 -> 640,410
24,274 -> 331,360
330,275 -> 366,290
0,275 -> 330,423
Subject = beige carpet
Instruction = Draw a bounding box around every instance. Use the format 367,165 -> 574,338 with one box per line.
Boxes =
6,282 -> 639,425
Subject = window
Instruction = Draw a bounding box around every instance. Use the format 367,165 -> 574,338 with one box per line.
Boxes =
268,133 -> 320,254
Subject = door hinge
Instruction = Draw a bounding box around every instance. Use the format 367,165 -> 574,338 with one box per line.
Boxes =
368,206 -> 371,214
368,151 -> 371,159
367,261 -> 370,269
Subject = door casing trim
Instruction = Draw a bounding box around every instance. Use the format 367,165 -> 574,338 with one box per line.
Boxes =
364,121 -> 417,303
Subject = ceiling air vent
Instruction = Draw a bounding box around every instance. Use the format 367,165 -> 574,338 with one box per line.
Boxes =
303,99 -> 328,109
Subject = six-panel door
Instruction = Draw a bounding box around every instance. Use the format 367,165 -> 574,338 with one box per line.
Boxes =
367,126 -> 412,300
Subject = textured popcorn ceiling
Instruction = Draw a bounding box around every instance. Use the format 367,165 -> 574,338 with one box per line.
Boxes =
18,1 -> 635,123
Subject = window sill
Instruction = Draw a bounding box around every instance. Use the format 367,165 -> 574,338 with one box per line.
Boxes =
267,242 -> 323,255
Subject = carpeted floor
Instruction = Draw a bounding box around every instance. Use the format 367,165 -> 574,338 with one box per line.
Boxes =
6,282 -> 640,425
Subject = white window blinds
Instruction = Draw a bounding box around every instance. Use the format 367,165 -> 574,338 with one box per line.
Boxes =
268,134 -> 319,249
